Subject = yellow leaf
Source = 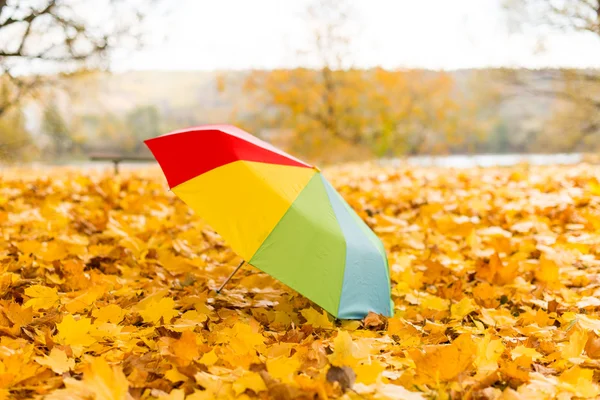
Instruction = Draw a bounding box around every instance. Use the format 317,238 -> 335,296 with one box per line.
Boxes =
171,330 -> 199,364
64,287 -> 104,314
217,322 -> 265,356
421,295 -> 449,311
301,308 -> 333,329
535,254 -> 559,284
341,320 -> 362,331
165,368 -> 188,383
139,297 -> 179,324
55,315 -> 96,356
169,310 -> 208,332
328,330 -> 371,368
474,334 -> 505,372
92,304 -> 125,324
232,371 -> 267,395
354,360 -> 385,384
65,357 -> 130,400
200,349 -> 219,366
161,389 -> 185,400
23,285 -> 59,311
450,297 -> 477,320
511,345 -> 542,361
409,333 -> 476,383
90,322 -> 122,339
194,372 -> 231,397
34,348 -> 74,374
267,356 -> 301,383
4,302 -> 33,328
40,241 -> 68,262
589,179 -> 600,196
559,366 -> 600,398
562,328 -> 587,360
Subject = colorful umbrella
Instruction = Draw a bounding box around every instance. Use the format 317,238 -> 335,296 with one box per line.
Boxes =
145,125 -> 392,319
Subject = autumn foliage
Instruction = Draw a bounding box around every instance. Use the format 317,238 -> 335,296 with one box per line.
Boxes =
241,69 -> 494,162
1,163 -> 600,399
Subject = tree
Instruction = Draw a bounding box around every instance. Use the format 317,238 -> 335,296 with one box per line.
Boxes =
243,68 -> 495,161
42,102 -> 71,157
125,105 -> 161,152
237,0 -> 495,162
0,0 -> 158,117
0,106 -> 34,162
97,113 -> 128,149
504,0 -> 600,34
503,0 -> 600,150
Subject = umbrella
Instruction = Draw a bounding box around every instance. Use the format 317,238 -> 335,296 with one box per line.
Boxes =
145,125 -> 392,319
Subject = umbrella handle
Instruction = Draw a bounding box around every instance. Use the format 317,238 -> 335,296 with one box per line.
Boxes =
216,260 -> 245,293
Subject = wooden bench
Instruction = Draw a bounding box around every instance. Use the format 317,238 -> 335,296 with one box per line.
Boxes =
88,152 -> 155,174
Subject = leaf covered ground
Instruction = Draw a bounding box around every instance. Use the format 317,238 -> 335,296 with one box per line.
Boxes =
1,163 -> 600,400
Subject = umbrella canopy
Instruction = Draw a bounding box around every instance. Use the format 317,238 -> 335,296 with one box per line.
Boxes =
145,125 -> 392,319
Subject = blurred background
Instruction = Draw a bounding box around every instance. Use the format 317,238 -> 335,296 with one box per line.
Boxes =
0,0 -> 599,166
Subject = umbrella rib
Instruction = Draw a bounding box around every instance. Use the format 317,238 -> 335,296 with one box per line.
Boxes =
216,260 -> 245,293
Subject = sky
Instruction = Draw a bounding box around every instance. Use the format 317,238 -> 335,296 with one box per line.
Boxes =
112,0 -> 600,71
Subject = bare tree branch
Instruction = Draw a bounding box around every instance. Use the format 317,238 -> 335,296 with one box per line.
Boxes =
0,0 -> 157,117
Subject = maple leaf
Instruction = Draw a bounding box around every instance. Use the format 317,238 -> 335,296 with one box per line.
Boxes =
194,372 -> 232,398
200,349 -> 219,366
3,301 -> 33,328
64,286 -> 105,314
139,297 -> 179,324
450,297 -> 477,320
59,357 -> 131,400
328,330 -> 371,368
474,334 -> 505,372
92,304 -> 125,324
562,328 -> 588,361
535,254 -> 560,285
218,322 -> 265,356
34,348 -> 75,374
301,308 -> 334,329
354,360 -> 386,384
23,284 -> 59,310
420,294 -> 449,311
55,314 -> 96,356
267,356 -> 302,383
165,368 -> 188,383
559,366 -> 600,398
409,333 -> 477,383
169,310 -> 207,332
170,330 -> 199,365
511,345 -> 542,361
232,371 -> 267,396
39,241 -> 69,262
476,252 -> 519,285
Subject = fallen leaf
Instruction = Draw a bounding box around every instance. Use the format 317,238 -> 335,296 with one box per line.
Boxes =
232,371 -> 267,396
301,308 -> 334,329
34,348 -> 75,374
23,285 -> 59,311
363,311 -> 387,330
326,365 -> 356,392
139,297 -> 179,324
